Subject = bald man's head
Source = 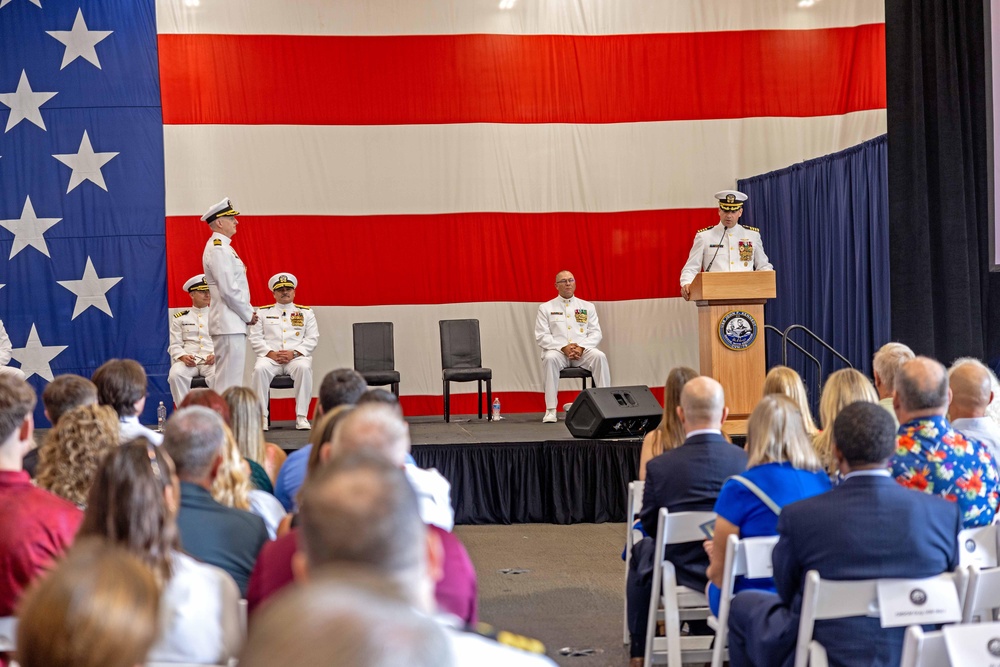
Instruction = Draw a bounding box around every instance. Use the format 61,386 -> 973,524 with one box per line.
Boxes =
894,356 -> 950,420
678,376 -> 727,432
949,360 -> 993,420
331,404 -> 410,466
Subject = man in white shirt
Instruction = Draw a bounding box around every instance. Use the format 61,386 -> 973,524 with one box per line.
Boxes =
0,320 -> 25,380
949,357 -> 1000,471
249,273 -> 319,430
92,358 -> 162,445
201,198 -> 258,394
167,274 -> 215,407
680,190 -> 773,300
534,270 -> 610,423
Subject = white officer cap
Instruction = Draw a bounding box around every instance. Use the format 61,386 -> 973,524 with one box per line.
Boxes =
269,273 -> 298,291
200,197 -> 240,223
715,190 -> 748,211
183,274 -> 209,292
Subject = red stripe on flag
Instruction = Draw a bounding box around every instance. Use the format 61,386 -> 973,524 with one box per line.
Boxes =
159,25 -> 886,125
167,210 -> 718,307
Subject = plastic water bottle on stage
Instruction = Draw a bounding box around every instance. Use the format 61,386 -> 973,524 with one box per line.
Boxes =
157,401 -> 166,432
492,397 -> 501,421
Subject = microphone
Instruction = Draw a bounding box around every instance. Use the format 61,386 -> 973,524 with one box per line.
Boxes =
703,226 -> 728,272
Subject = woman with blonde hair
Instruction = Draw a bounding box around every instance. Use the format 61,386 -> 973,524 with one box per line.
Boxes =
36,404 -> 120,507
638,366 -> 698,480
813,368 -> 879,472
704,395 -> 830,614
762,365 -> 819,436
223,386 -> 287,487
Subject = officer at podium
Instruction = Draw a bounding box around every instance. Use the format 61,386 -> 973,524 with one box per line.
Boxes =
680,190 -> 773,300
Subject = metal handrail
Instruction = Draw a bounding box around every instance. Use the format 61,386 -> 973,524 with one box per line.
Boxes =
781,324 -> 854,370
765,325 -> 822,385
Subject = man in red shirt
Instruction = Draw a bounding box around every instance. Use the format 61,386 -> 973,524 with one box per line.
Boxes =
0,374 -> 82,616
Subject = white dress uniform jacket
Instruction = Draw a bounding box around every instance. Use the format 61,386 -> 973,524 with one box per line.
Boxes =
534,296 -> 603,354
679,222 -> 773,287
168,306 -> 213,361
249,303 -> 319,358
202,232 -> 253,335
0,319 -> 23,379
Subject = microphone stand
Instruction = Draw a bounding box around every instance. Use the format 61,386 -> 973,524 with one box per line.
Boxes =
703,226 -> 728,272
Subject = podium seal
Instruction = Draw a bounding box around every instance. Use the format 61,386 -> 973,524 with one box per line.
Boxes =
718,311 -> 758,351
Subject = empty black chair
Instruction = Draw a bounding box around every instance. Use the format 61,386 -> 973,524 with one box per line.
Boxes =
559,366 -> 594,391
265,375 -> 296,427
190,377 -> 209,389
439,319 -> 492,422
353,322 -> 400,396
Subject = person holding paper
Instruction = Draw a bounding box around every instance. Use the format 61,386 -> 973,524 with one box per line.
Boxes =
726,402 -> 960,667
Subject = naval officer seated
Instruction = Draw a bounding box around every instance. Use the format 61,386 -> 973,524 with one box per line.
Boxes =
167,274 -> 215,406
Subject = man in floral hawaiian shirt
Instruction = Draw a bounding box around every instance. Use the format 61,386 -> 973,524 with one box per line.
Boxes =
890,356 -> 1000,527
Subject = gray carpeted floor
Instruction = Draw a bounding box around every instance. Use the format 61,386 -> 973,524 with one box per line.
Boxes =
455,523 -> 631,667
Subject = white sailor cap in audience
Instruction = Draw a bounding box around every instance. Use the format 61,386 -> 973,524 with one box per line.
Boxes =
183,274 -> 209,292
715,190 -> 748,211
201,197 -> 240,223
268,273 -> 298,291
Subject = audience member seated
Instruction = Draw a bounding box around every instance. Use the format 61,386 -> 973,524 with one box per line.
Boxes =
891,356 -> 1000,527
92,357 -> 162,445
872,342 -> 915,427
626,377 -> 748,666
294,450 -> 554,665
949,357 -> 1000,469
762,365 -> 818,437
80,441 -> 242,664
163,406 -> 268,596
224,385 -> 287,487
0,375 -> 82,617
240,577 -> 453,667
704,395 -> 830,615
15,539 -> 160,667
812,368 -> 879,474
24,373 -> 96,477
727,402 -> 960,667
274,368 -> 367,511
35,404 -> 119,507
639,366 -> 698,481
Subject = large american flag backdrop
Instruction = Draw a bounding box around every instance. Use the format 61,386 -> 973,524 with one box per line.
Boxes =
0,0 -> 886,421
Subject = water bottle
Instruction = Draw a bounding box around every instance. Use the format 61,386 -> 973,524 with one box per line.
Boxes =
157,401 -> 167,433
492,397 -> 501,421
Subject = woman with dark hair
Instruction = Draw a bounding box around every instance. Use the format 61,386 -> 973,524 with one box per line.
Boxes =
80,439 -> 242,663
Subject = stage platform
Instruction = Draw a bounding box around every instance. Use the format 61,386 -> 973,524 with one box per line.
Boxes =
266,412 -> 642,525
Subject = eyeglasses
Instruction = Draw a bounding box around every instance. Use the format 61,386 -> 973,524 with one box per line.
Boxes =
556,279 -> 575,285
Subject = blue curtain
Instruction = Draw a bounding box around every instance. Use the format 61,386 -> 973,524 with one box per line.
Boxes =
737,135 -> 890,411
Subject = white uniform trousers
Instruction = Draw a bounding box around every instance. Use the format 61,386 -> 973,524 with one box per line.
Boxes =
168,362 -> 217,407
251,356 -> 313,419
541,348 -> 611,409
210,334 -> 247,395
0,366 -> 25,380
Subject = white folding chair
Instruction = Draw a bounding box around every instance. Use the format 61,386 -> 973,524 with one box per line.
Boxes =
958,523 -> 1000,569
900,620 -> 1000,667
962,564 -> 1000,622
899,625 -> 950,667
793,569 -> 967,667
708,533 -> 779,667
643,507 -> 716,666
0,615 -> 16,651
624,480 -> 645,645
238,598 -> 248,640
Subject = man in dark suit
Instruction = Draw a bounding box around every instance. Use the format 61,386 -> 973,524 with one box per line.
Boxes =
163,406 -> 268,596
626,376 -> 748,665
727,401 -> 961,667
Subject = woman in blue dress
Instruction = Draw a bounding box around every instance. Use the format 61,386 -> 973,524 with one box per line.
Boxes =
704,394 -> 831,614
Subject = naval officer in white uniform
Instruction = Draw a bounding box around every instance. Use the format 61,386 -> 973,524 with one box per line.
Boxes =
201,197 -> 258,394
249,273 -> 319,430
0,320 -> 25,379
534,270 -> 611,423
680,190 -> 773,300
167,274 -> 216,406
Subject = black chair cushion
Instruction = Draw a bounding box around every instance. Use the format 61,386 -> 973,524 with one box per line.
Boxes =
443,367 -> 492,382
271,376 -> 295,389
190,377 -> 209,388
559,367 -> 593,379
362,370 -> 401,385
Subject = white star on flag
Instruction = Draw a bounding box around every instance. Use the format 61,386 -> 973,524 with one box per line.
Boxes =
52,130 -> 119,193
0,70 -> 57,132
46,9 -> 113,70
0,196 -> 61,259
11,324 -> 67,382
0,0 -> 42,8
57,256 -> 123,320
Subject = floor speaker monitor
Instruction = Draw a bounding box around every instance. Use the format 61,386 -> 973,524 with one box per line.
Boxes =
565,385 -> 662,439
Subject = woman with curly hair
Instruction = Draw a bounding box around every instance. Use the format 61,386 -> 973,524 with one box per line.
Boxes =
36,404 -> 120,507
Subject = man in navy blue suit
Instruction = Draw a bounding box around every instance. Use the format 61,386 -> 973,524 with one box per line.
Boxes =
727,401 -> 960,667
626,376 -> 748,665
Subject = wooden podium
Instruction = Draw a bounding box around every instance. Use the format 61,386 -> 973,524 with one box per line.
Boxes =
688,272 -> 776,434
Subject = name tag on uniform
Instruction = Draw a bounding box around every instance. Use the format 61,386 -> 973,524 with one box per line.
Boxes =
876,576 -> 961,627
550,311 -> 561,315
708,244 -> 724,248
